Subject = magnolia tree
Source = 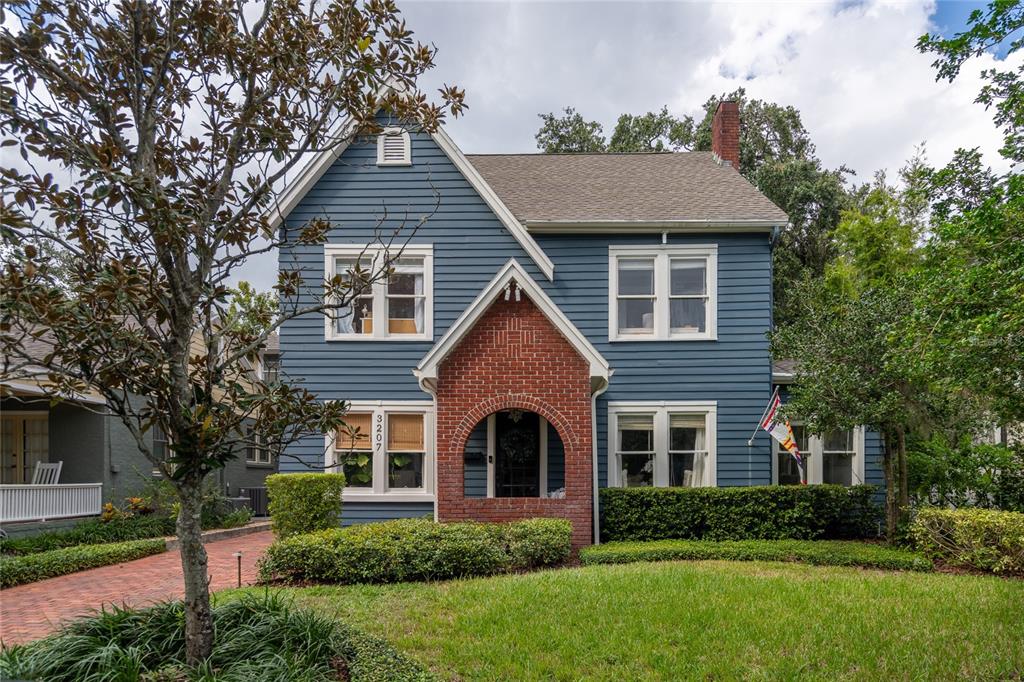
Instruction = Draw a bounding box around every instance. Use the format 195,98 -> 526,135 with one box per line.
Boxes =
0,0 -> 462,662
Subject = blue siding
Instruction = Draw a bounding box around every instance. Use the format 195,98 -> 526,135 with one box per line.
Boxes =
343,502 -> 433,526
547,421 -> 565,493
278,121 -> 544,488
535,232 -> 774,487
464,420 -> 488,497
279,120 -> 779,525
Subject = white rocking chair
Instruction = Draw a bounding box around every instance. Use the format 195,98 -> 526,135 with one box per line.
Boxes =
31,461 -> 63,485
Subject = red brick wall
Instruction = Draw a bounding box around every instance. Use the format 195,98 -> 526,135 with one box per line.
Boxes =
712,100 -> 741,170
435,292 -> 594,547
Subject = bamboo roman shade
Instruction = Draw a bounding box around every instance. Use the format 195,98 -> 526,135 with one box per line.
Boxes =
336,412 -> 372,450
387,414 -> 424,451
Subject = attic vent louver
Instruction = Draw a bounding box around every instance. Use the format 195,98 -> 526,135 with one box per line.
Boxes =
377,127 -> 411,166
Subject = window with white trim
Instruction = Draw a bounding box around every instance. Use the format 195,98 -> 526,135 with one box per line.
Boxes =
609,245 -> 717,341
324,245 -> 433,341
773,424 -> 864,486
609,402 -> 717,488
328,402 -> 434,499
377,127 -> 411,166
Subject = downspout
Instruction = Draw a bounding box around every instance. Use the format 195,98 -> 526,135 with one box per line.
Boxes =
591,380 -> 610,545
418,375 -> 440,522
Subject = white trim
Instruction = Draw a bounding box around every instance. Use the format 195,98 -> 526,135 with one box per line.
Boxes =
771,423 -> 865,486
527,220 -> 782,233
324,400 -> 436,501
485,413 -> 496,498
591,381 -> 610,544
608,245 -> 718,342
414,259 -> 610,394
266,94 -> 555,280
1,380 -> 106,406
607,401 -> 718,488
376,127 -> 412,166
323,244 -> 433,342
539,415 -> 548,496
430,128 -> 554,280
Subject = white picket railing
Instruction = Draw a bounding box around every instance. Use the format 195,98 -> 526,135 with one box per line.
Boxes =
0,483 -> 103,523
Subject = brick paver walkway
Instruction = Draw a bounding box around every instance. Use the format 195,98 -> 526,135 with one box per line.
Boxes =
0,530 -> 274,645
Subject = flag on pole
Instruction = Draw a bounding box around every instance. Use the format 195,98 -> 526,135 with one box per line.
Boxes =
759,389 -> 805,484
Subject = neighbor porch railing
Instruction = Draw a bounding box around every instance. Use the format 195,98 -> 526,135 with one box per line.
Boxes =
0,483 -> 103,523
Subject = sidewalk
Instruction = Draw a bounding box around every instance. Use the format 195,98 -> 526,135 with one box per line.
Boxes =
0,530 -> 275,645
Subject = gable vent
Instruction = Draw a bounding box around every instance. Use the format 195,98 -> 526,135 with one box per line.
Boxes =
377,128 -> 411,166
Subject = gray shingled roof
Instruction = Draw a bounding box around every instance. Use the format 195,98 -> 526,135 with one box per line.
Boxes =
465,152 -> 788,225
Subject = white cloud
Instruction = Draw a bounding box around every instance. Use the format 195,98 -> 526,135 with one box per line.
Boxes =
5,1 -> 1015,292
409,0 -> 1014,181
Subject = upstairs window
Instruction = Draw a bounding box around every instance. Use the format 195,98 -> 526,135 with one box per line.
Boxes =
609,245 -> 717,341
377,128 -> 411,166
324,245 -> 433,341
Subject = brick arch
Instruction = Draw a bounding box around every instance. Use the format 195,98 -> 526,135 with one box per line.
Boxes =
449,394 -> 580,459
433,295 -> 594,547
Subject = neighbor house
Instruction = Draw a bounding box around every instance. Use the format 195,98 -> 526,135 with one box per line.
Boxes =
0,334 -> 281,532
274,100 -> 883,546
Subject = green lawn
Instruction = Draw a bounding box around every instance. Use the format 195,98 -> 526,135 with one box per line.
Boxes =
235,560 -> 1024,681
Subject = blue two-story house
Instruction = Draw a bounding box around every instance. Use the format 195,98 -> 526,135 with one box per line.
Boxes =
275,100 -> 882,546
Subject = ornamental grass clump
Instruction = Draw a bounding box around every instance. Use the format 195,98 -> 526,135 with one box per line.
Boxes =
0,592 -> 435,682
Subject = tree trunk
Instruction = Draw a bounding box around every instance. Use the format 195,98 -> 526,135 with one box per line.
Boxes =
177,479 -> 214,664
881,431 -> 898,541
897,426 -> 909,513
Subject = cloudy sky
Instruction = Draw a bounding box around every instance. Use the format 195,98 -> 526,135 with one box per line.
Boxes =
231,0 -> 1017,289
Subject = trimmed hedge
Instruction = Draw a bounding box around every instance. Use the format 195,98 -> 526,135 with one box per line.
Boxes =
580,539 -> 933,572
599,484 -> 881,542
266,472 -> 346,539
0,516 -> 176,555
259,517 -> 573,584
911,507 -> 1024,575
0,539 -> 167,587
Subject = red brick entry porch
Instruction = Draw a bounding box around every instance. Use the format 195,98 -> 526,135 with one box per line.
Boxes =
434,294 -> 594,547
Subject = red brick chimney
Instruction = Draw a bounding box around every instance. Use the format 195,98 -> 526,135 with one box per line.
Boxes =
711,100 -> 740,170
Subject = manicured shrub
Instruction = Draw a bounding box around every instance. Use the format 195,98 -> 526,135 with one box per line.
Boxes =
0,592 -> 435,682
0,539 -> 167,587
503,517 -> 573,569
580,539 -> 933,572
0,515 -> 176,555
266,472 -> 346,539
599,484 -> 881,543
911,507 -> 1024,574
259,517 -> 574,584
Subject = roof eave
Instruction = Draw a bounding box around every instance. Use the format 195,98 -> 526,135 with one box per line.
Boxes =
525,219 -> 785,233
415,259 -> 609,395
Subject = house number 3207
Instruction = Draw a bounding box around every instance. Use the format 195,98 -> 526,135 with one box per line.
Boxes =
374,413 -> 384,451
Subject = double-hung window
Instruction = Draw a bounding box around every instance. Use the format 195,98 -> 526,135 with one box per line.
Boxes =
324,245 -> 433,341
327,402 -> 434,499
773,424 -> 864,486
609,245 -> 717,341
609,402 -> 717,488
